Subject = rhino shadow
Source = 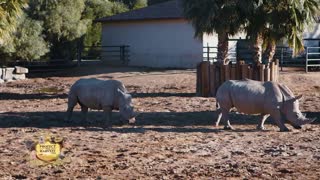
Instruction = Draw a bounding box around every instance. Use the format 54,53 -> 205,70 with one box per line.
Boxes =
0,92 -> 67,100
0,111 -> 318,130
131,92 -> 195,98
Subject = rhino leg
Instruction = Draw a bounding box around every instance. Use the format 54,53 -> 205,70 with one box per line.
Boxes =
103,106 -> 112,128
215,108 -> 222,127
66,94 -> 78,122
270,110 -> 289,132
256,114 -> 269,130
80,105 -> 88,123
221,109 -> 234,130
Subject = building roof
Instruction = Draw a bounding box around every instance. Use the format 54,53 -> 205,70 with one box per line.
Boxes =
95,0 -> 184,22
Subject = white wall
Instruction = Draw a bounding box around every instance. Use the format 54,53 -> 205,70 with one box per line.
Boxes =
202,32 -> 246,61
304,23 -> 320,47
101,19 -> 203,68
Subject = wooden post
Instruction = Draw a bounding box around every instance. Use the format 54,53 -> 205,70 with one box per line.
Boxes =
236,61 -> 245,80
264,67 -> 270,81
220,64 -> 225,84
270,61 -> 275,81
224,65 -> 230,81
201,61 -> 210,97
209,64 -> 216,96
215,63 -> 221,94
241,64 -> 248,79
274,59 -> 279,82
259,64 -> 265,82
248,67 -> 253,80
230,65 -> 236,80
196,63 -> 202,96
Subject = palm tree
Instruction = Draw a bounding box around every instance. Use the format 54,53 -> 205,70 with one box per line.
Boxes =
244,0 -> 319,64
0,0 -> 28,45
183,0 -> 245,65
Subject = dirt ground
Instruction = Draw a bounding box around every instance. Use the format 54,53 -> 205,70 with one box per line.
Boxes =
0,64 -> 319,179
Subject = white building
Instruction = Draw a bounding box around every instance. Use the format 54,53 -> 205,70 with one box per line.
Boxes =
96,0 -> 218,68
96,0 -> 319,68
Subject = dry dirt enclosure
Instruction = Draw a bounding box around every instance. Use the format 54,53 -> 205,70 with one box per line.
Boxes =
0,64 -> 319,179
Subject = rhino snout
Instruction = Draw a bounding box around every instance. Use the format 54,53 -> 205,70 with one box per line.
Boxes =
292,125 -> 302,129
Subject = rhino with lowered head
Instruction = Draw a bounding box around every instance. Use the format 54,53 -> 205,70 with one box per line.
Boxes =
66,78 -> 137,126
215,79 -> 315,132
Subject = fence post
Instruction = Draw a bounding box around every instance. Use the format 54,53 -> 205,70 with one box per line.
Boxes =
120,46 -> 124,64
280,47 -> 284,71
207,46 -> 210,62
77,41 -> 82,66
305,47 -> 308,73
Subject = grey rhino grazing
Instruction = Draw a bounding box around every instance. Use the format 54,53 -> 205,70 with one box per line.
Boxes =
66,78 -> 137,126
215,79 -> 315,132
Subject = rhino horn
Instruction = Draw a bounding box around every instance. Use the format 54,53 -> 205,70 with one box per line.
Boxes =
295,94 -> 303,100
299,117 -> 316,125
117,88 -> 125,95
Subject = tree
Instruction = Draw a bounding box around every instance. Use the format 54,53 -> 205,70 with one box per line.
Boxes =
133,0 -> 147,9
242,0 -> 319,64
183,0 -> 245,64
0,15 -> 49,63
13,15 -> 49,61
0,0 -> 28,45
27,0 -> 90,59
82,0 -> 129,48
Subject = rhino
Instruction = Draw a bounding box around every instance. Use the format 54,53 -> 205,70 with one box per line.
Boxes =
66,78 -> 137,126
215,79 -> 315,132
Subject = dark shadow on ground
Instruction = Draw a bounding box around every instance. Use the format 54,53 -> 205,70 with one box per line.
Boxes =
0,93 -> 67,100
132,92 -> 196,98
1,111 -> 318,131
27,62 -> 194,79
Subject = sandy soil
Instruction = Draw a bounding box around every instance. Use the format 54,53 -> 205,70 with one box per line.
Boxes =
0,64 -> 319,179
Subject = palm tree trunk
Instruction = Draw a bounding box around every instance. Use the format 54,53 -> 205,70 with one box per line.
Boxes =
217,31 -> 229,65
252,32 -> 263,64
264,41 -> 276,64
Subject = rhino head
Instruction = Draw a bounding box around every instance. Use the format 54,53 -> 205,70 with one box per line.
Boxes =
282,95 -> 316,129
118,89 -> 138,124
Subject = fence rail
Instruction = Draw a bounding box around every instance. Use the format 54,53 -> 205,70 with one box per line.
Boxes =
306,47 -> 320,72
80,45 -> 130,65
203,46 -> 307,70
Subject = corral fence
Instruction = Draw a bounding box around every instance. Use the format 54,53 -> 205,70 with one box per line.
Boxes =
79,45 -> 130,65
7,45 -> 131,72
9,59 -> 77,72
196,60 -> 279,97
203,46 -> 294,69
306,47 -> 320,72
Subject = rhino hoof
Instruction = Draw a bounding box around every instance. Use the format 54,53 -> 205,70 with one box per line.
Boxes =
256,126 -> 266,131
293,125 -> 302,129
280,128 -> 290,132
223,126 -> 234,130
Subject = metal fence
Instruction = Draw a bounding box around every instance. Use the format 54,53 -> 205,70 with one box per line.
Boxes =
203,46 -> 304,70
80,45 -> 130,65
306,47 -> 320,72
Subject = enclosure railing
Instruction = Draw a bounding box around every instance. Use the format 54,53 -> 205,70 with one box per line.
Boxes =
9,59 -> 77,72
306,47 -> 320,73
203,46 -> 302,70
80,45 -> 130,65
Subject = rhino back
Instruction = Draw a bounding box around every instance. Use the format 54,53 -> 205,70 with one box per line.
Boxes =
217,80 -> 282,114
70,78 -> 124,110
